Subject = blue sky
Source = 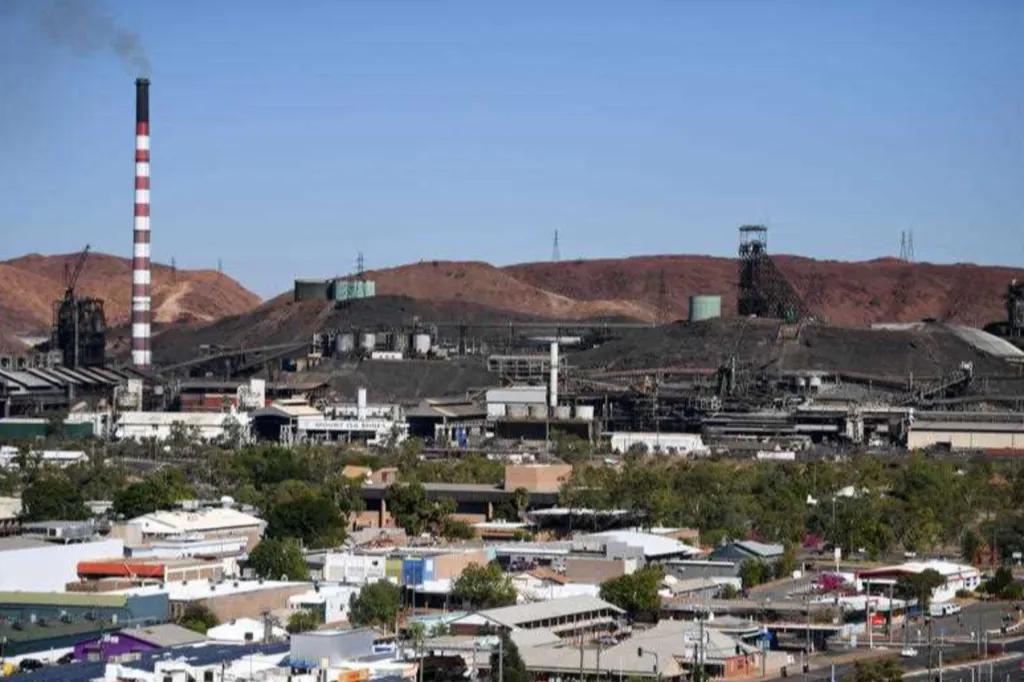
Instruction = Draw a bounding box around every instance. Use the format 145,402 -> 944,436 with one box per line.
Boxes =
0,1 -> 1021,297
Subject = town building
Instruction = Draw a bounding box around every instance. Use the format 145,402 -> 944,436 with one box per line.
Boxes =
207,617 -> 287,644
0,535 -> 125,592
114,580 -> 312,623
858,560 -> 982,604
710,540 -> 786,564
113,507 -> 266,551
73,623 -> 206,662
449,595 -> 624,638
0,590 -> 169,657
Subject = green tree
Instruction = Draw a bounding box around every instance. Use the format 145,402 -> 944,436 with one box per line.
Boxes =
248,538 -> 310,581
386,481 -> 431,535
348,581 -> 402,632
287,609 -> 323,634
489,632 -> 530,682
440,516 -> 476,540
846,659 -> 904,682
961,530 -> 982,564
983,567 -> 1015,598
721,584 -> 740,600
739,559 -> 771,589
264,489 -> 347,548
451,563 -> 517,609
599,566 -> 663,621
177,603 -> 219,634
112,469 -> 195,519
21,475 -> 90,521
895,569 -> 945,614
775,546 -> 798,579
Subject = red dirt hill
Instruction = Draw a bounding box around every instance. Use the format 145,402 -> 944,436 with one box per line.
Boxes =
0,252 -> 262,337
361,256 -> 1021,327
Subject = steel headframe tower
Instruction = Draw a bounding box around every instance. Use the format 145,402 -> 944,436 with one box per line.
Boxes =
132,78 -> 152,369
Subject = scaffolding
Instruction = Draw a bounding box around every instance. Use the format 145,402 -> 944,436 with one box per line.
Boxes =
737,225 -> 811,323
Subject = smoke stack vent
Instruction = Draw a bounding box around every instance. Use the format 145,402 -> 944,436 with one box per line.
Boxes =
132,78 -> 152,369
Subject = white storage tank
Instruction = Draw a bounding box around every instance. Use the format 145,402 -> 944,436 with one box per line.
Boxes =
360,333 -> 376,352
487,403 -> 507,418
574,405 -> 595,420
555,406 -> 571,420
338,333 -> 355,353
809,376 -> 823,391
414,333 -> 431,355
528,404 -> 548,419
507,404 -> 529,419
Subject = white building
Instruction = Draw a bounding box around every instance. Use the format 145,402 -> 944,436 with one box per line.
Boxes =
610,432 -> 709,455
68,410 -> 249,443
116,507 -> 266,550
288,584 -> 362,625
859,559 -> 982,604
0,536 -> 124,592
322,552 -> 388,584
207,617 -> 287,644
252,394 -> 408,447
0,445 -> 88,470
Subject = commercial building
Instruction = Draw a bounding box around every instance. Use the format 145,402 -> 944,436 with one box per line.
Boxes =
113,507 -> 266,551
0,590 -> 169,657
73,623 -> 206,662
73,557 -> 228,591
322,552 -> 388,584
207,617 -> 287,644
449,595 -> 624,638
0,496 -> 21,536
577,530 -> 701,564
114,580 -> 312,623
288,583 -> 361,624
711,540 -> 785,564
858,560 -> 982,604
68,410 -> 250,443
251,394 -> 408,446
0,536 -> 125,592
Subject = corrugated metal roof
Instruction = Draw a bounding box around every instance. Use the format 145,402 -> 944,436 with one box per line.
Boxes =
0,591 -> 128,608
473,595 -> 622,627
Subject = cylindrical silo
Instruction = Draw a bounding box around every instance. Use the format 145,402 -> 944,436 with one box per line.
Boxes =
360,332 -> 376,352
338,333 -> 355,354
507,404 -> 528,419
529,404 -> 547,419
555,406 -> 571,420
574,405 -> 595,420
688,295 -> 722,322
414,333 -> 431,356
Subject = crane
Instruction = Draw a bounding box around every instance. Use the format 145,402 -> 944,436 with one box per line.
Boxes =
63,244 -> 91,298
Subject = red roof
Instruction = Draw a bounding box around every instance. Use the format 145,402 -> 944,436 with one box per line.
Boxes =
77,560 -> 165,579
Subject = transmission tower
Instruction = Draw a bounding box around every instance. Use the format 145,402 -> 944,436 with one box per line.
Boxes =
899,230 -> 915,263
552,230 -> 561,262
357,252 -> 365,280
171,256 -> 177,284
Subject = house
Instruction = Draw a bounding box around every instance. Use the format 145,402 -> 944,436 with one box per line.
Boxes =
448,595 -> 623,638
73,623 -> 206,661
711,540 -> 785,564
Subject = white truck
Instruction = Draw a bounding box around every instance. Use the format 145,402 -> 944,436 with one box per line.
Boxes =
930,602 -> 962,618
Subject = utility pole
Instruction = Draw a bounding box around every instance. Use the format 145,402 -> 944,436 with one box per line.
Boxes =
498,636 -> 504,682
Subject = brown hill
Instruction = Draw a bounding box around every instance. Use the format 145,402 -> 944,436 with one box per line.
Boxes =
0,252 -> 262,336
359,256 -> 1021,328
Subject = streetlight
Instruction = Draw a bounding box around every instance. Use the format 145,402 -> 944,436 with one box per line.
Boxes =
638,647 -> 660,680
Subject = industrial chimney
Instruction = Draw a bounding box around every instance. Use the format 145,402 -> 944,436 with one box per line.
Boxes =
549,341 -> 559,410
132,78 -> 152,369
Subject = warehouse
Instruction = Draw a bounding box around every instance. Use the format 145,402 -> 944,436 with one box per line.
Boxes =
0,536 -> 124,592
907,412 -> 1024,451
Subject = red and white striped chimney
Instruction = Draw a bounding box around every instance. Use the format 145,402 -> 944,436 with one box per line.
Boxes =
132,77 -> 152,369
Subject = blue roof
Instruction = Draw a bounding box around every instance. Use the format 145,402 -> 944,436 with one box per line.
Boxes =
5,642 -> 290,681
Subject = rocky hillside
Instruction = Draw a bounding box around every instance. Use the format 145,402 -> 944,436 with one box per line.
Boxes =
362,255 -> 1020,328
0,252 -> 262,337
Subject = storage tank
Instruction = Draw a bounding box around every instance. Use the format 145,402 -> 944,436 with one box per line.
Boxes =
507,404 -> 528,419
414,333 -> 431,356
809,376 -> 823,391
390,332 -> 409,353
294,279 -> 329,302
528,404 -> 548,419
360,333 -> 376,352
555,406 -> 571,420
338,333 -> 355,354
487,403 -> 507,418
574,405 -> 595,420
688,295 -> 722,322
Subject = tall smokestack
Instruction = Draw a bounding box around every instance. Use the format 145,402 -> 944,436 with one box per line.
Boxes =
549,341 -> 559,409
132,77 -> 152,369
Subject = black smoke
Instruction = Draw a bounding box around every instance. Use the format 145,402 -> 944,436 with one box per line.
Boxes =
35,0 -> 150,76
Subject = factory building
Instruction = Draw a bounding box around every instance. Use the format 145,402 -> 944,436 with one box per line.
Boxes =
67,410 -> 249,443
250,390 -> 408,446
907,411 -> 1024,452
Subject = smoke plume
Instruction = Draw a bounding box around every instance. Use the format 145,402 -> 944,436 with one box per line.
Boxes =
36,0 -> 150,76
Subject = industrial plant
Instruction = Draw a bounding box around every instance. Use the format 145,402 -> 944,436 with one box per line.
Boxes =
0,77 -> 1021,459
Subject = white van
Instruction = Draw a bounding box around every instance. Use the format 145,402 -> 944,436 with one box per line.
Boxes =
930,602 -> 961,617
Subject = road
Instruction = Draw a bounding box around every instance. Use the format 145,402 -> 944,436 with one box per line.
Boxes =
762,635 -> 1024,682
